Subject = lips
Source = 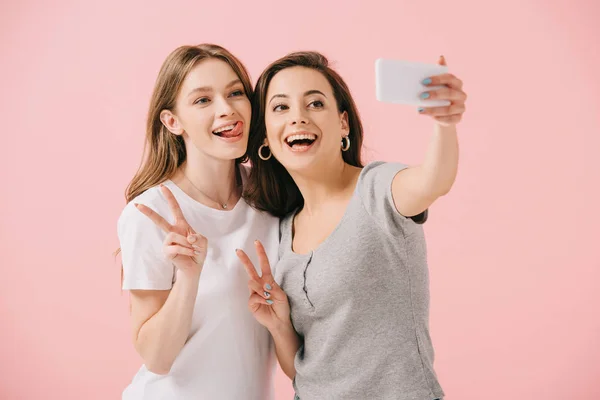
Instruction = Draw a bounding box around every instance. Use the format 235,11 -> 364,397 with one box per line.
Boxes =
284,132 -> 317,153
285,132 -> 317,150
213,121 -> 243,138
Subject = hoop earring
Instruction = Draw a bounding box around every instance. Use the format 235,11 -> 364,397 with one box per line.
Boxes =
341,135 -> 351,152
258,144 -> 272,161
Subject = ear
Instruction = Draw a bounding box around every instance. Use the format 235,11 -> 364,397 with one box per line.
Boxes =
340,111 -> 350,137
263,137 -> 270,146
160,109 -> 184,136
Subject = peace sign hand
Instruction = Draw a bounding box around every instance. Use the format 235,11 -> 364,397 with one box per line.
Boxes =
236,241 -> 291,332
135,184 -> 208,277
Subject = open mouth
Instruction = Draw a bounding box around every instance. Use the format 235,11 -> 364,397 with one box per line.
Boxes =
212,121 -> 243,138
285,133 -> 317,151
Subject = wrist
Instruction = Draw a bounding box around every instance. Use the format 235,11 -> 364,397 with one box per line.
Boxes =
434,122 -> 458,135
175,267 -> 202,283
269,320 -> 296,337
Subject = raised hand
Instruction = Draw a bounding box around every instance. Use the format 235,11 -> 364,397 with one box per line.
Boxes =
236,241 -> 291,332
135,184 -> 208,276
419,55 -> 467,126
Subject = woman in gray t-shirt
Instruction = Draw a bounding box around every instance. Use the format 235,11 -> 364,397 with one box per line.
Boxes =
237,51 -> 467,400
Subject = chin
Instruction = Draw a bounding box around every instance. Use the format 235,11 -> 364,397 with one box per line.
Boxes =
225,146 -> 248,161
279,156 -> 320,175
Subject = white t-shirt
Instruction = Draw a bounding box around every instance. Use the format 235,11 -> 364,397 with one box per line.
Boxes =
117,167 -> 279,400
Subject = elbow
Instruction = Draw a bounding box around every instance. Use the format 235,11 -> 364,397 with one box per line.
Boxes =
284,369 -> 296,381
437,174 -> 458,196
135,343 -> 173,375
436,186 -> 452,197
145,360 -> 172,375
423,174 -> 456,198
426,180 -> 453,198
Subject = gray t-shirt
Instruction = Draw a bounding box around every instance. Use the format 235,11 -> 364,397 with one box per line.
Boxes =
275,161 -> 444,400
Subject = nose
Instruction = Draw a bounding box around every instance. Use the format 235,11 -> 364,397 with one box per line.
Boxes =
289,107 -> 308,126
215,96 -> 235,118
291,118 -> 308,125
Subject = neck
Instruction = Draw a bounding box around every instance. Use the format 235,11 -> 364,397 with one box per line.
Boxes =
173,153 -> 238,206
289,159 -> 359,216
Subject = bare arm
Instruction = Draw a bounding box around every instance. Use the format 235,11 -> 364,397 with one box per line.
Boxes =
236,241 -> 300,380
392,58 -> 466,217
270,322 -> 302,379
130,269 -> 200,375
129,186 -> 208,374
392,124 -> 459,217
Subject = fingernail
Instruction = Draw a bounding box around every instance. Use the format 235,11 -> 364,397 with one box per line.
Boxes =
266,300 -> 274,305
188,235 -> 197,243
194,250 -> 202,255
265,284 -> 272,290
418,107 -> 425,113
134,203 -> 140,208
420,92 -> 430,99
264,291 -> 271,298
422,78 -> 432,85
193,245 -> 201,250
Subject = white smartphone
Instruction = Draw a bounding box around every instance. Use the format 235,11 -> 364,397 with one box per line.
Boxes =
375,58 -> 450,107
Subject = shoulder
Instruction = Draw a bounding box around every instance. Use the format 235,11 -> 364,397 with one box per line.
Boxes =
360,161 -> 409,178
358,161 -> 409,192
117,184 -> 170,232
279,211 -> 295,232
358,161 -> 428,226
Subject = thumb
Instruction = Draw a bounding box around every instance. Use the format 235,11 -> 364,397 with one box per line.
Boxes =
187,228 -> 200,242
438,55 -> 447,66
265,281 -> 286,301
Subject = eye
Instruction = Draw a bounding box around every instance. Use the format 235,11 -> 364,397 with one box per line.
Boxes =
194,97 -> 210,105
308,100 -> 324,108
230,89 -> 244,97
273,103 -> 289,112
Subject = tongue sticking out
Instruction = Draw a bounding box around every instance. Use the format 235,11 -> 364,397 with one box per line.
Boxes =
215,122 -> 242,138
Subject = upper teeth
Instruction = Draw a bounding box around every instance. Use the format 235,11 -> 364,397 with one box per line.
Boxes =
214,123 -> 236,133
286,134 -> 316,143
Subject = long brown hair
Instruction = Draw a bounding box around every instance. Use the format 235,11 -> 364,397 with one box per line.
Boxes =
116,44 -> 253,264
126,44 -> 253,204
244,51 -> 364,217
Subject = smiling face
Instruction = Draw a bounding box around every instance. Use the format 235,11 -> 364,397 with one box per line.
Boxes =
161,58 -> 252,161
263,66 -> 349,174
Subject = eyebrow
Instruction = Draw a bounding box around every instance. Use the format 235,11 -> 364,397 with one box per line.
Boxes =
268,90 -> 327,104
188,79 -> 243,97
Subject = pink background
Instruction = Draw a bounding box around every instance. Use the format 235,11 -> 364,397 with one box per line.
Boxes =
1,0 -> 599,399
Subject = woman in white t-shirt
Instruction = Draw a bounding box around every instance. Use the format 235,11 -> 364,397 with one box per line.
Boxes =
116,44 -> 282,399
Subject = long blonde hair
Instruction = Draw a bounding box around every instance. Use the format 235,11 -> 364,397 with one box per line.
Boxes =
116,44 -> 253,268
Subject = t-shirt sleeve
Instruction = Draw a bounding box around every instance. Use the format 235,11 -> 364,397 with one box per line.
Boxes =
117,202 -> 175,290
358,162 -> 428,235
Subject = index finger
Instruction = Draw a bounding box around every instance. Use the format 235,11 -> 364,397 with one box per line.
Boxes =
235,249 -> 260,281
135,203 -> 171,232
254,240 -> 273,280
160,185 -> 186,223
423,73 -> 463,90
